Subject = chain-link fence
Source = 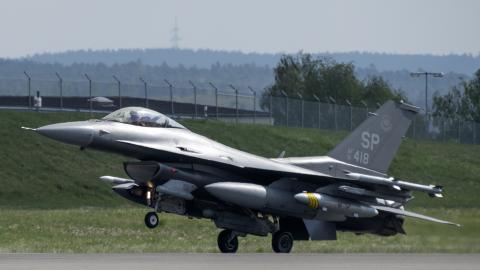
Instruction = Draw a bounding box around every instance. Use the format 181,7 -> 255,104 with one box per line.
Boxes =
0,75 -> 479,144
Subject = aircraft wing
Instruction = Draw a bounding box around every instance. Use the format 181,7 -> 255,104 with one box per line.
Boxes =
116,139 -> 334,180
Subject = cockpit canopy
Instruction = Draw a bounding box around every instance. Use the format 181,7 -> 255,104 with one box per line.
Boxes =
102,107 -> 186,129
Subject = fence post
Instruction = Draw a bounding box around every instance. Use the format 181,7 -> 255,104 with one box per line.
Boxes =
474,121 -> 477,144
248,86 -> 256,124
442,118 -> 446,142
346,100 -> 353,131
23,71 -> 31,110
360,100 -> 368,121
209,82 -> 218,120
164,79 -> 174,116
413,116 -> 416,139
281,91 -> 289,127
457,119 -> 461,143
84,73 -> 92,116
189,81 -> 197,119
139,77 -> 148,108
313,94 -> 320,129
296,92 -> 304,128
329,96 -> 337,131
112,75 -> 121,108
269,95 -> 273,125
229,85 -> 239,124
55,72 -> 63,110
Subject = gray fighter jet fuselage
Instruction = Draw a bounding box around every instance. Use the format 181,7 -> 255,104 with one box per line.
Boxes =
24,101 -> 458,253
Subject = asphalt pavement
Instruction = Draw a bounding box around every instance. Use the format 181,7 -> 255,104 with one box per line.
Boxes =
1,253 -> 479,270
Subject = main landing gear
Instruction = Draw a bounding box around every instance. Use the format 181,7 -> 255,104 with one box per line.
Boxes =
144,212 -> 159,229
217,229 -> 239,253
216,229 -> 294,253
271,231 -> 294,253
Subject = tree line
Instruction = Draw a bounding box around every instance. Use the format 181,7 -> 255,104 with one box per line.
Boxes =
261,53 -> 406,109
433,69 -> 480,122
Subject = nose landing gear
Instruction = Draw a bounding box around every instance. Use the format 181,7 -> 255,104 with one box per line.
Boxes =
144,212 -> 159,229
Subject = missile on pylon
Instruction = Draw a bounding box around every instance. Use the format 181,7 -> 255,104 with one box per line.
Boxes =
345,172 -> 400,190
294,192 -> 378,218
345,172 -> 443,197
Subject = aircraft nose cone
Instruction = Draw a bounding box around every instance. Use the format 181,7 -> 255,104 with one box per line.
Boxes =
36,121 -> 94,147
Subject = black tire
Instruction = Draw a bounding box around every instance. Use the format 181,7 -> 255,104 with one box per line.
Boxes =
272,231 -> 293,253
217,229 -> 238,253
144,212 -> 159,229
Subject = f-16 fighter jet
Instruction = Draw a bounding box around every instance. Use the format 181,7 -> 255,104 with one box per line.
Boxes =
23,101 -> 458,253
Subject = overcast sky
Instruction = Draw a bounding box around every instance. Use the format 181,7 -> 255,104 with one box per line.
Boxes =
0,0 -> 479,58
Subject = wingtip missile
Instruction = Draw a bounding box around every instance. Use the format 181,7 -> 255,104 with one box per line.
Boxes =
21,126 -> 37,131
99,175 -> 134,185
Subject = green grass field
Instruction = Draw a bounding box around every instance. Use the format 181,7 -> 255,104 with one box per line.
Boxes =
0,109 -> 479,253
0,208 -> 477,253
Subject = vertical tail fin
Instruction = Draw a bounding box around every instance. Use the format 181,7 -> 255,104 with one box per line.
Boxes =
328,101 -> 419,174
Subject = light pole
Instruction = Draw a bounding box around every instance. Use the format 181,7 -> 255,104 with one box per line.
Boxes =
410,72 -> 444,116
23,71 -> 31,110
112,75 -> 121,108
164,79 -> 174,116
84,73 -> 92,116
189,80 -> 197,119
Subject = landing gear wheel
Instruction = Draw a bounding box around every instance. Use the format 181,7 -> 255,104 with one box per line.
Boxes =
217,229 -> 238,253
272,231 -> 293,253
144,212 -> 159,229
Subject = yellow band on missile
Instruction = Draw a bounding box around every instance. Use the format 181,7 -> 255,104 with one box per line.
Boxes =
306,193 -> 319,209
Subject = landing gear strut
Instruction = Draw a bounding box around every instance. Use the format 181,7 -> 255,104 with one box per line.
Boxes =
217,229 -> 239,253
144,212 -> 159,229
271,231 -> 294,253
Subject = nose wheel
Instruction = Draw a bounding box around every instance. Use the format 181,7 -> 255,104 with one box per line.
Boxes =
217,229 -> 239,253
271,231 -> 293,253
144,212 -> 159,229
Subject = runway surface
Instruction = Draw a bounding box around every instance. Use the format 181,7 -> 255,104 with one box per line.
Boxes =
1,253 -> 479,270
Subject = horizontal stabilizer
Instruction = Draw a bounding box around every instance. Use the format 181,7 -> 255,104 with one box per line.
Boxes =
372,205 -> 460,227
